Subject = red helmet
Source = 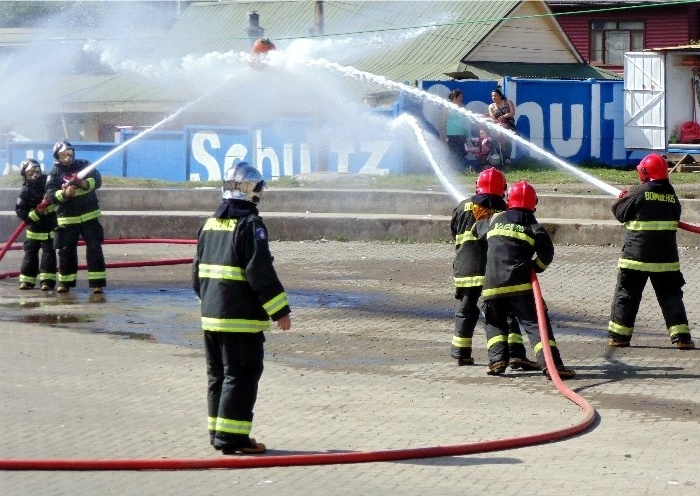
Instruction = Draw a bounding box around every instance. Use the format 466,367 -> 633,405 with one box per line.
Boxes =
637,153 -> 668,182
507,180 -> 538,211
475,167 -> 506,196
251,38 -> 276,56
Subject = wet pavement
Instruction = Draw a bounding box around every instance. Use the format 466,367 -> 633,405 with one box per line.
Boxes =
0,240 -> 699,495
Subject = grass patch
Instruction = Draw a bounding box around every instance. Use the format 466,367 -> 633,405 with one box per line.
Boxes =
2,163 -> 699,191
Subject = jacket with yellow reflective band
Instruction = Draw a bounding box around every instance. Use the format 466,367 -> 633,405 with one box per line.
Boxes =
451,194 -> 506,289
45,159 -> 102,226
15,174 -> 57,236
193,200 -> 290,333
612,180 -> 681,272
475,209 -> 554,301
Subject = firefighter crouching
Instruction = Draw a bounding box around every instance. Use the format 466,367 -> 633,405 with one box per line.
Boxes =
193,162 -> 292,455
450,168 -> 539,371
45,140 -> 106,294
475,181 -> 575,379
14,159 -> 57,291
608,153 -> 695,350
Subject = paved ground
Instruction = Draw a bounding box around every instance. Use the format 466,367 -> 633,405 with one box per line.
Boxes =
0,241 -> 699,495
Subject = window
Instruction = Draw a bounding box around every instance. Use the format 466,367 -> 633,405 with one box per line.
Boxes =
590,21 -> 644,66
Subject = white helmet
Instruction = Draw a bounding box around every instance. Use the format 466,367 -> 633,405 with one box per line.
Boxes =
222,162 -> 265,204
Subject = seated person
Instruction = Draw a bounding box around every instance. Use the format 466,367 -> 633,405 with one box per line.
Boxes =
465,129 -> 495,171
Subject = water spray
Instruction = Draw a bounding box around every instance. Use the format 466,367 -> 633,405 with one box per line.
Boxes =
72,92 -> 215,183
394,113 -> 465,202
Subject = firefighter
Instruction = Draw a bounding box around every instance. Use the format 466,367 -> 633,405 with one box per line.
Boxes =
608,153 -> 695,349
450,167 -> 539,371
45,140 -> 106,294
14,159 -> 57,291
193,162 -> 292,455
475,181 -> 575,379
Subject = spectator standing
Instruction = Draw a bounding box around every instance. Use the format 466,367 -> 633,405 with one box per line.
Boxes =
440,89 -> 470,171
488,88 -> 517,162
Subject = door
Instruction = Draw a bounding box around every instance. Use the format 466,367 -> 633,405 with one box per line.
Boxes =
623,52 -> 665,150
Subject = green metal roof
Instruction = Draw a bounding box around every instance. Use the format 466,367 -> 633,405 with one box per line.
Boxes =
31,1 -> 619,112
459,61 -> 622,80
168,1 -> 522,82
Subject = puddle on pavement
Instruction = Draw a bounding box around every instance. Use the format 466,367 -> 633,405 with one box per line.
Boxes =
291,289 -> 385,309
17,313 -> 96,325
0,286 -> 446,346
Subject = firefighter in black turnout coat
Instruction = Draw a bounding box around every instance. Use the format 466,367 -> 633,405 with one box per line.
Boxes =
44,140 -> 106,294
475,181 -> 575,379
193,162 -> 292,455
608,153 -> 694,349
14,159 -> 57,291
450,167 -> 539,370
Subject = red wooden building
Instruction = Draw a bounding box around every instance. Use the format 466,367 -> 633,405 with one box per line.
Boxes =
548,1 -> 700,73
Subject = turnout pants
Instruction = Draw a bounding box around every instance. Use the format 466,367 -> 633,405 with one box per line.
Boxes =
20,235 -> 57,288
482,293 -> 564,368
204,331 -> 265,450
54,219 -> 106,288
452,286 -> 532,361
608,269 -> 691,344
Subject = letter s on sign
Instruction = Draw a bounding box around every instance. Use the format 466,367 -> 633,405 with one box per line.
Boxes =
191,132 -> 222,182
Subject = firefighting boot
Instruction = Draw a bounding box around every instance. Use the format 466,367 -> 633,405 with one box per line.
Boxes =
19,282 -> 32,290
56,284 -> 69,294
486,361 -> 507,376
221,438 -> 266,455
543,366 -> 576,380
676,338 -> 696,350
508,357 -> 541,371
608,338 -> 630,348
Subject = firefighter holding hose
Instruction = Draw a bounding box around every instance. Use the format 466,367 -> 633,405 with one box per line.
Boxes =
608,153 -> 695,350
14,158 -> 57,291
193,162 -> 292,455
475,181 -> 575,379
45,140 -> 106,294
450,167 -> 539,371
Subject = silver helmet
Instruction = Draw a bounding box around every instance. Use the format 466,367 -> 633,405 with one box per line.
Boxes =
20,158 -> 42,181
222,162 -> 265,204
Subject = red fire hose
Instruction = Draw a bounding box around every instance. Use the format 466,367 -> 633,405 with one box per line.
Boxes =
0,221 -> 27,264
0,239 -> 598,470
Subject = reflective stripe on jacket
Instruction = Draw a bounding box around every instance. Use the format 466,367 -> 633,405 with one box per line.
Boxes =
612,180 -> 681,272
193,203 -> 290,333
476,209 -> 554,300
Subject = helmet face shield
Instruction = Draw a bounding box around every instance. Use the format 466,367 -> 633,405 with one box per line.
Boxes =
52,140 -> 75,167
20,159 -> 41,181
57,148 -> 74,166
222,162 -> 266,204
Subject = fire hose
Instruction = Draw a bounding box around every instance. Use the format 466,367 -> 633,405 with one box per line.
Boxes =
0,267 -> 595,470
0,237 -> 598,470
